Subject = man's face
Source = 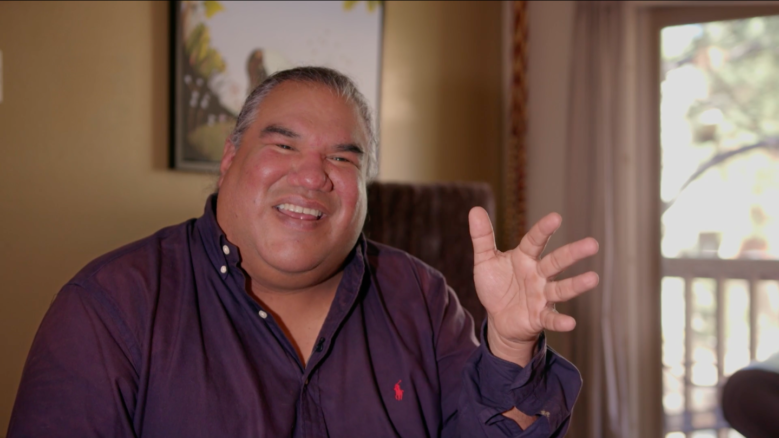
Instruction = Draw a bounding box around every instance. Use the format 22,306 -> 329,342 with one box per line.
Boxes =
216,81 -> 369,291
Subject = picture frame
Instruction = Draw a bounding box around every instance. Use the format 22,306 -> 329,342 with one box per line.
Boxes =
170,0 -> 384,172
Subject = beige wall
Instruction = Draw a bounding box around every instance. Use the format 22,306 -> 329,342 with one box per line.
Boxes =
524,0 -> 576,361
379,1 -> 504,225
379,0 -> 573,250
525,0 -> 575,252
0,1 -> 507,434
0,1 -> 216,433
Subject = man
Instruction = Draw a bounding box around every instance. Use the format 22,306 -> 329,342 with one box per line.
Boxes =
8,67 -> 599,437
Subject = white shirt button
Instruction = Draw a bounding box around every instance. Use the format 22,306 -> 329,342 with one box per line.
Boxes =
222,245 -> 230,255
258,310 -> 268,319
220,265 -> 227,274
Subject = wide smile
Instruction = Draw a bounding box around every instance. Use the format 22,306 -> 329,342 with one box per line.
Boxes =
275,203 -> 324,221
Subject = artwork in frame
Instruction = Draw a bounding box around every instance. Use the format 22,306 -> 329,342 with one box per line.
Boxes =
171,0 -> 384,172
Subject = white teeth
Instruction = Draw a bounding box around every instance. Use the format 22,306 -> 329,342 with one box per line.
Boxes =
277,203 -> 323,218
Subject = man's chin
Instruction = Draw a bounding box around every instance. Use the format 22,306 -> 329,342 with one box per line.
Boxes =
273,259 -> 323,276
262,251 -> 333,279
255,235 -> 358,286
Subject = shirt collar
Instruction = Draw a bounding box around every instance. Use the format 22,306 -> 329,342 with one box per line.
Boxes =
195,194 -> 241,274
193,193 -> 368,310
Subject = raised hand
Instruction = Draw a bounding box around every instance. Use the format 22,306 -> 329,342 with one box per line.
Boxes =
468,207 -> 599,365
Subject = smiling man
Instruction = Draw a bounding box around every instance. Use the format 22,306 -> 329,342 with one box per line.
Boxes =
8,67 -> 599,437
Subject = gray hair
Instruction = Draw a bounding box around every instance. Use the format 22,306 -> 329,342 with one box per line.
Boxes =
229,66 -> 378,179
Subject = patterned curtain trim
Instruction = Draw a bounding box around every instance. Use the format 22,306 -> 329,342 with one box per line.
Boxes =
504,0 -> 528,249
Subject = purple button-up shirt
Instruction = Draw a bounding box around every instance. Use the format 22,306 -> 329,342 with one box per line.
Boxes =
9,196 -> 581,437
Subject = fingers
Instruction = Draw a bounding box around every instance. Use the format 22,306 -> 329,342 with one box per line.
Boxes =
537,237 -> 599,279
518,212 -> 562,259
469,207 -> 497,265
542,308 -> 577,332
545,271 -> 599,303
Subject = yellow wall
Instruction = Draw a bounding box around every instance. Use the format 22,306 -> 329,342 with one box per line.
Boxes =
524,0 -> 576,363
0,1 -> 504,434
380,0 -> 504,245
525,0 -> 575,252
379,1 -> 503,196
0,2 -> 216,433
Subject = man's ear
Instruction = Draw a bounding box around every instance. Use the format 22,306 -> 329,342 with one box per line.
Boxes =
217,138 -> 238,188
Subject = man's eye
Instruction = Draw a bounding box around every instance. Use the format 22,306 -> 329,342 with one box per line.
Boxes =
276,144 -> 292,150
331,156 -> 360,166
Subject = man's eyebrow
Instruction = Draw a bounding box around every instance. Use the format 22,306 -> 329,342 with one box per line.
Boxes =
260,124 -> 363,155
334,143 -> 364,155
260,124 -> 300,138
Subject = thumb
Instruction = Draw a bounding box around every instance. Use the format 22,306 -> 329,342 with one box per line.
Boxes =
469,206 -> 497,265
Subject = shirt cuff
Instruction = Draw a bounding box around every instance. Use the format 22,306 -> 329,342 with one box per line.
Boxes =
462,322 -> 583,436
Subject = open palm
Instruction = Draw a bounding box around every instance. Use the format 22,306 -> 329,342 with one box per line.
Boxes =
469,207 -> 599,349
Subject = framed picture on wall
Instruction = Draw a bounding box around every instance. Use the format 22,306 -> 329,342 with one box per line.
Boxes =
170,0 -> 384,172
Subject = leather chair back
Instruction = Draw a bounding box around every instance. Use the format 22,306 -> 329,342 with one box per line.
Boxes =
363,181 -> 496,333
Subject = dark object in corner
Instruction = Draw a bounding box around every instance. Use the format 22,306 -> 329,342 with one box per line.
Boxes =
721,368 -> 779,438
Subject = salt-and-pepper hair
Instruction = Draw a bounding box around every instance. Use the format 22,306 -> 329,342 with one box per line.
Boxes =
228,66 -> 378,179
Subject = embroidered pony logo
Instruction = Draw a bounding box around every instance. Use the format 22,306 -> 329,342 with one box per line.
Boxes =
394,380 -> 404,401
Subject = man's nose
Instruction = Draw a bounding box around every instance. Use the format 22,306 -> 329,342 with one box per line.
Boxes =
288,154 -> 333,191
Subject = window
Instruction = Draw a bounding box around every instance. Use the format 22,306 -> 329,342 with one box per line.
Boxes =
659,11 -> 779,438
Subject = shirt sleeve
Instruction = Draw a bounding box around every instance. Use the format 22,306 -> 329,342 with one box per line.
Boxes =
429,272 -> 582,437
7,282 -> 139,438
457,325 -> 583,437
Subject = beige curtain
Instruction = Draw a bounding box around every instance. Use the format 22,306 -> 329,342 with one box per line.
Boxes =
558,2 -> 663,437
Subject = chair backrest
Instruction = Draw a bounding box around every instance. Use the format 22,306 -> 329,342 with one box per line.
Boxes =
363,181 -> 496,334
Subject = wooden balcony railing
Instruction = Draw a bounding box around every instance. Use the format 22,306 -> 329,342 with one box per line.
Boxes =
662,257 -> 779,436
